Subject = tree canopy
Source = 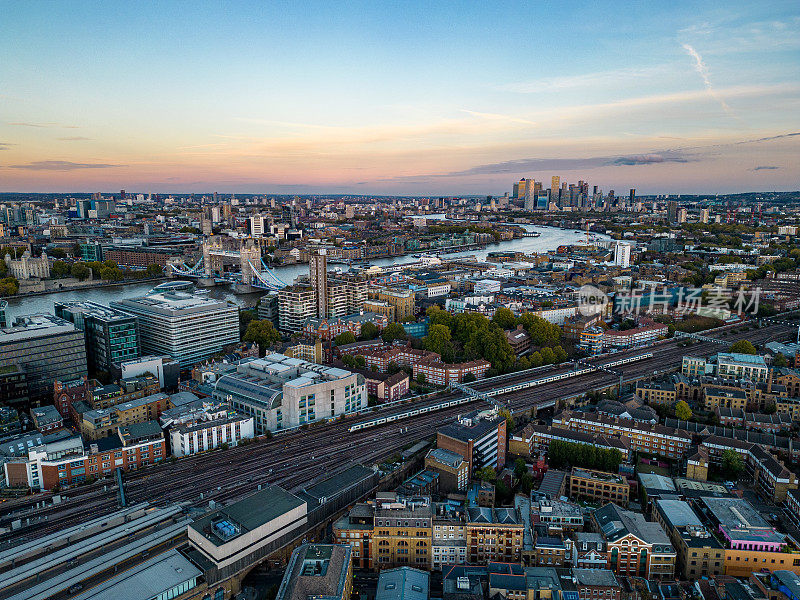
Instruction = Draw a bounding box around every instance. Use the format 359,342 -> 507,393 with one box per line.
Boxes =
730,340 -> 757,355
243,319 -> 281,354
548,439 -> 622,473
334,331 -> 357,346
381,322 -> 407,343
675,400 -> 692,421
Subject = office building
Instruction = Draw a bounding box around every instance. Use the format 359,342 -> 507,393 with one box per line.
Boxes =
0,314 -> 87,404
0,364 -> 30,410
372,495 -> 433,568
424,447 -> 469,492
309,249 -> 329,318
700,208 -> 710,223
111,290 -> 238,367
569,467 -> 630,506
214,353 -> 366,433
654,499 -> 724,580
79,391 -> 171,440
277,544 -> 353,600
54,301 -> 140,374
437,409 -> 507,477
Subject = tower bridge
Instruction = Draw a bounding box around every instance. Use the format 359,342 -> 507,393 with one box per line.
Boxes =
167,236 -> 288,291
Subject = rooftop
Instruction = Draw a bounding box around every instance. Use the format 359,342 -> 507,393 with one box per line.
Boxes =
276,544 -> 352,600
572,568 -> 619,588
0,314 -> 80,343
111,291 -> 234,316
376,567 -> 429,600
700,497 -> 784,545
190,484 -> 306,547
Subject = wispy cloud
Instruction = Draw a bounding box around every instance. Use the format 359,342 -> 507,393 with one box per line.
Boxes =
753,165 -> 780,170
499,65 -> 670,94
57,136 -> 92,141
7,160 -> 121,171
446,151 -> 694,177
460,109 -> 536,125
0,142 -> 13,150
8,122 -> 80,129
681,43 -> 734,116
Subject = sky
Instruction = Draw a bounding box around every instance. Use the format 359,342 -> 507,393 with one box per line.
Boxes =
1,0 -> 798,195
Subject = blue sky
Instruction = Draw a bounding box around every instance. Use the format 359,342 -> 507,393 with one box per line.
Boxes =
1,0 -> 798,194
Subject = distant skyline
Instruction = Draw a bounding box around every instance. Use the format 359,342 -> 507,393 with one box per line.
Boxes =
1,1 -> 799,195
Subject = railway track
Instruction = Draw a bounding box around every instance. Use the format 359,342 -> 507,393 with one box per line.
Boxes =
0,320 -> 793,546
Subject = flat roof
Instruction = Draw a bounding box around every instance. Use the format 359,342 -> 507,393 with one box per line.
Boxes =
70,549 -> 201,600
0,314 -> 79,343
656,499 -> 703,529
190,484 -> 306,547
701,497 -> 783,544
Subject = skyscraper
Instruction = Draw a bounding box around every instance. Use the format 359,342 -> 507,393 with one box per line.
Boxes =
551,176 -> 560,192
700,208 -> 710,224
629,189 -> 635,206
309,249 -> 328,318
667,200 -> 679,224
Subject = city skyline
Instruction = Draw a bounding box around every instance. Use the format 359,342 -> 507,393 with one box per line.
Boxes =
1,1 -> 799,195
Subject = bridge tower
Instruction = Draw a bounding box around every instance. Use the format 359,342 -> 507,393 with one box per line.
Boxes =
239,238 -> 262,286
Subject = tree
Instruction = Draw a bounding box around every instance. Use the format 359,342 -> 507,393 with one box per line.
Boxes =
242,319 -> 281,354
0,277 -> 19,296
342,354 -> 356,368
773,353 -> 788,368
49,248 -> 67,259
517,312 -> 562,346
424,323 -> 452,357
499,408 -> 515,431
463,372 -> 477,383
514,457 -> 527,478
475,466 -> 496,482
70,262 -> 90,281
146,263 -> 163,277
529,351 -> 543,368
721,449 -> 744,479
334,331 -> 357,346
492,307 -> 517,330
387,361 -> 401,374
354,355 -> 366,369
381,322 -> 407,343
675,400 -> 692,421
50,260 -> 70,279
359,322 -> 380,341
730,340 -> 757,355
71,242 -> 82,257
540,347 -> 556,365
416,373 -> 426,384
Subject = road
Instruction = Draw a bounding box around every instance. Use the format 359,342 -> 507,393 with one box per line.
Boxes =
0,320 -> 794,547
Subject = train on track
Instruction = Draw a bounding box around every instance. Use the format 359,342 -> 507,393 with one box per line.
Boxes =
348,353 -> 653,432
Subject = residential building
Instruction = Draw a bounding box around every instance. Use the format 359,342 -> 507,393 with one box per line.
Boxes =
375,288 -> 416,322
432,507 -> 467,569
333,503 -> 375,569
169,403 -> 255,457
279,284 -> 317,332
3,422 -> 165,490
111,291 -> 239,367
569,467 -> 630,506
30,404 -> 63,433
553,411 -> 692,460
465,507 -> 524,563
54,301 -> 140,374
573,533 -> 608,569
79,391 -> 170,440
716,353 -> 769,383
0,314 -> 87,404
214,354 -> 366,433
510,423 -> 630,462
531,497 -> 584,534
437,409 -> 507,477
573,569 -> 622,600
276,544 -> 353,600
309,250 -> 329,318
593,503 -> 676,579
303,312 -> 388,341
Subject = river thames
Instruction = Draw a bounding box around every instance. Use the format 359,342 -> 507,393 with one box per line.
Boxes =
2,223 -> 606,321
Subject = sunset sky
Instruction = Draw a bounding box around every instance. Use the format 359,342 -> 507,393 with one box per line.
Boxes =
1,1 -> 798,195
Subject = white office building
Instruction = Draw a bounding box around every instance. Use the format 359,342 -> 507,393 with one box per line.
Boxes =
111,291 -> 239,367
214,354 -> 366,433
